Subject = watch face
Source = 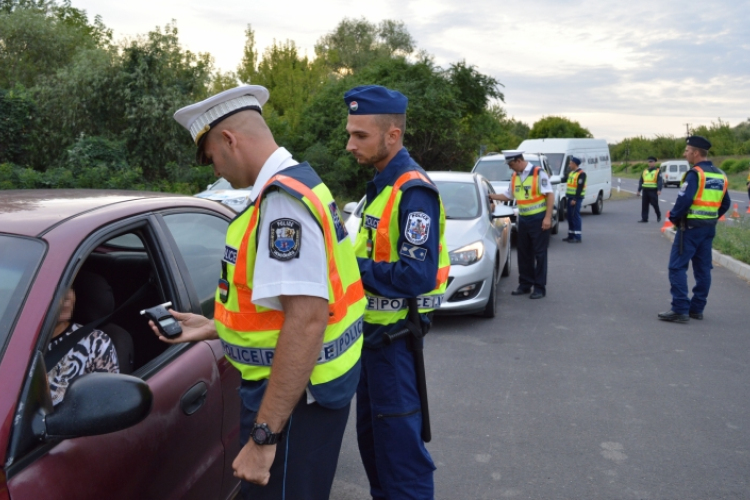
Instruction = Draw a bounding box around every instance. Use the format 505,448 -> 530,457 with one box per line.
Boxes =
253,427 -> 268,443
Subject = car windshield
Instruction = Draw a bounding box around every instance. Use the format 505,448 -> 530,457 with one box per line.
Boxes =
0,236 -> 46,360
544,153 -> 564,175
209,178 -> 232,190
434,180 -> 481,219
473,159 -> 512,182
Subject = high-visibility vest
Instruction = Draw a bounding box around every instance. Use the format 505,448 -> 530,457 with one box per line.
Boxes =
512,167 -> 547,216
566,168 -> 586,197
353,169 -> 450,330
214,162 -> 365,408
685,166 -> 728,219
641,168 -> 659,188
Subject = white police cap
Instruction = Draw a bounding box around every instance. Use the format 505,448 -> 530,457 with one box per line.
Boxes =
173,85 -> 269,146
502,150 -> 525,161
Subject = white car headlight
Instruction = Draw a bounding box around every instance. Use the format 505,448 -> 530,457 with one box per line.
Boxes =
449,241 -> 484,266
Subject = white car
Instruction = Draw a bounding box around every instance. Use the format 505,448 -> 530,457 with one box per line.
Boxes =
194,178 -> 252,212
343,172 -> 514,317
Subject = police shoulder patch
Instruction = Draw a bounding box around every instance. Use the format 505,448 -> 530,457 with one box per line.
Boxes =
405,212 -> 430,245
399,243 -> 427,261
328,201 -> 348,242
542,178 -> 548,187
269,218 -> 301,261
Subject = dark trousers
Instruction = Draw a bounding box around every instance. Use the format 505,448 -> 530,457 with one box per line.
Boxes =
566,197 -> 583,241
641,189 -> 661,221
239,396 -> 350,500
517,215 -> 550,294
357,341 -> 435,500
668,225 -> 715,315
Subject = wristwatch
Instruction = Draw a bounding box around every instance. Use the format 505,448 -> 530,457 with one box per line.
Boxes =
251,422 -> 282,445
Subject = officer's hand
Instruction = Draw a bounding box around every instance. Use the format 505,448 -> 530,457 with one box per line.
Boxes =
148,309 -> 217,344
233,441 -> 276,486
541,216 -> 551,231
657,191 -> 661,196
570,199 -> 576,206
637,192 -> 641,196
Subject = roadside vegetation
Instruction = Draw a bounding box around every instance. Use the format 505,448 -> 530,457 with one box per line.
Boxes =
714,217 -> 750,265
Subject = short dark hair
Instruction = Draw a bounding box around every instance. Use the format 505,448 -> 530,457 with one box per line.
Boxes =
374,113 -> 406,134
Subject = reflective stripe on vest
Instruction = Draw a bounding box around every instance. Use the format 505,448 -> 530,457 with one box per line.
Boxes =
354,169 -> 450,326
687,166 -> 727,219
214,165 -> 365,391
642,168 -> 659,188
566,169 -> 586,197
512,167 -> 547,216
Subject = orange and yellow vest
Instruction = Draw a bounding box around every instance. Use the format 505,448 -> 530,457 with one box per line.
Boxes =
641,168 -> 659,189
685,166 -> 728,220
214,163 -> 365,408
512,167 -> 547,217
566,168 -> 586,197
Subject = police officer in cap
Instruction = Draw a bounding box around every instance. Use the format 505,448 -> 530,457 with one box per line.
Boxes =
156,85 -> 366,499
489,151 -> 555,298
637,156 -> 663,223
344,85 -> 449,499
562,156 -> 586,243
658,135 -> 730,322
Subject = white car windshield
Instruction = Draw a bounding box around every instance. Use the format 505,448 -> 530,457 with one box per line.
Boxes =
434,181 -> 480,219
474,159 -> 512,182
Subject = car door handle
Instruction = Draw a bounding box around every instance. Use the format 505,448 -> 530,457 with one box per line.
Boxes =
180,381 -> 208,416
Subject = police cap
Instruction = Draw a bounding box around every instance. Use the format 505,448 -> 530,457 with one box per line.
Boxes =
686,135 -> 711,151
571,156 -> 582,166
502,150 -> 524,162
647,156 -> 657,162
344,85 -> 408,115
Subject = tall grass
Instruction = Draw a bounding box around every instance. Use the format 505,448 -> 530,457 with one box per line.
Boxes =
714,217 -> 750,265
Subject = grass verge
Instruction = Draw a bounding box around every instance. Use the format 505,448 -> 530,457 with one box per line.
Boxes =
714,217 -> 750,265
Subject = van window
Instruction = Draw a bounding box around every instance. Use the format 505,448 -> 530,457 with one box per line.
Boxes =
544,154 -> 564,175
679,165 -> 688,172
670,165 -> 678,172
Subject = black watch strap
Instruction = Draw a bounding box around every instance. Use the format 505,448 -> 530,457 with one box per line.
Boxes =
251,422 -> 282,445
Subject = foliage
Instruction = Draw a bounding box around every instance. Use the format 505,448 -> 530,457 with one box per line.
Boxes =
714,217 -> 750,265
528,116 -> 592,139
0,86 -> 36,164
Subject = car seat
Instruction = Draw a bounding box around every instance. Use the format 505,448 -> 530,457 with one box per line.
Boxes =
72,271 -> 135,375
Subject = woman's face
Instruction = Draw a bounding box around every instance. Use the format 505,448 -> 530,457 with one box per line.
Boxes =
58,289 -> 76,323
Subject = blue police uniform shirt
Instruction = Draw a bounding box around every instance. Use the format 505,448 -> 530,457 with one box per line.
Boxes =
357,147 -> 441,347
670,161 -> 731,226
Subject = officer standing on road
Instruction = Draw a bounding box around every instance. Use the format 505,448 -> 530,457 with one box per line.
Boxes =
160,85 -> 366,499
637,156 -> 663,223
562,156 -> 586,243
658,136 -> 730,323
489,151 -> 555,298
344,85 -> 450,500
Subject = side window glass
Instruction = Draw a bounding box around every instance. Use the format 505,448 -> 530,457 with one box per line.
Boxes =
162,213 -> 229,318
563,156 -> 572,177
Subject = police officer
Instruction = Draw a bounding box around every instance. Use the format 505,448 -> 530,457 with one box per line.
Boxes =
658,136 -> 730,322
562,156 -> 586,243
637,156 -> 662,223
489,151 -> 555,298
344,85 -> 449,499
155,85 -> 365,499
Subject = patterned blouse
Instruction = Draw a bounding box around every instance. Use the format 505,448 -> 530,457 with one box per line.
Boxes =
46,323 -> 120,406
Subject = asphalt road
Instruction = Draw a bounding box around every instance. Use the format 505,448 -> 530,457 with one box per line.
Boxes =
331,193 -> 750,500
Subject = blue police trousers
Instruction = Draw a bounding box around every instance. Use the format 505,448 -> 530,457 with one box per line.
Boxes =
357,340 -> 435,500
668,225 -> 715,315
566,197 -> 583,241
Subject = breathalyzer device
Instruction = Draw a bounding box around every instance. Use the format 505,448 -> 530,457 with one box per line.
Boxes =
140,301 -> 182,338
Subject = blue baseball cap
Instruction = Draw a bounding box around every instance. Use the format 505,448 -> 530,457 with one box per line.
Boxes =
344,85 -> 408,115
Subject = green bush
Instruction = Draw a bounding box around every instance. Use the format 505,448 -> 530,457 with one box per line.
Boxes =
720,159 -> 737,173
613,162 -> 630,173
714,217 -> 750,265
630,162 -> 648,173
728,159 -> 750,174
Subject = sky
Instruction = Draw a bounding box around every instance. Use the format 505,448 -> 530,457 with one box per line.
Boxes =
74,0 -> 750,143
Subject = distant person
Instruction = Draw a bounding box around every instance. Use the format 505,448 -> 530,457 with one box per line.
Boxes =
658,136 -> 730,322
562,156 -> 586,243
46,287 -> 120,406
746,170 -> 749,205
637,156 -> 662,223
489,150 -> 555,298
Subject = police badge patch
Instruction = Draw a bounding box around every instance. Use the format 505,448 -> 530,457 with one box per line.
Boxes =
328,201 -> 348,242
405,212 -> 430,245
269,218 -> 301,261
542,178 -> 548,187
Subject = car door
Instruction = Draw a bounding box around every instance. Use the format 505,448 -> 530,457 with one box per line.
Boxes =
6,213 -> 229,500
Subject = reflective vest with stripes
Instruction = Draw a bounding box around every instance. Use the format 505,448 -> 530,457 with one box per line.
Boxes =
512,167 -> 547,216
641,168 -> 659,188
353,169 -> 450,331
684,166 -> 727,219
566,168 -> 586,197
214,162 -> 365,408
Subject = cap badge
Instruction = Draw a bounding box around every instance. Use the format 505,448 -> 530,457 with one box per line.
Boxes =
349,101 -> 359,112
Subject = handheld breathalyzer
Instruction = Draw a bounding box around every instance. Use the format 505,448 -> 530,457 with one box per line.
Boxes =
140,301 -> 182,338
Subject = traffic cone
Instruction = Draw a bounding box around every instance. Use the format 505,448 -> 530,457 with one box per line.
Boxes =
719,213 -> 727,221
730,203 -> 740,219
660,211 -> 674,232
746,204 -> 750,214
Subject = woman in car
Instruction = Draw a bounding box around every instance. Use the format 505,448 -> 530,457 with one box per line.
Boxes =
46,286 -> 120,406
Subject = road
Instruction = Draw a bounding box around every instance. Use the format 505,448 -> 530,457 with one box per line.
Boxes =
331,193 -> 750,499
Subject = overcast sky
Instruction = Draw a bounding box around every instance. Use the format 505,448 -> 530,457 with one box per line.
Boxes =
75,0 -> 750,143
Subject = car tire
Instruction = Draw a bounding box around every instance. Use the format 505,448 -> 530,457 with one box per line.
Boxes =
559,199 -> 566,222
591,192 -> 603,215
551,209 -> 559,235
481,266 -> 498,318
501,247 -> 511,278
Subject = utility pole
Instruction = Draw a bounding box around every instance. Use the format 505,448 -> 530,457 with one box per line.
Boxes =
684,123 -> 691,136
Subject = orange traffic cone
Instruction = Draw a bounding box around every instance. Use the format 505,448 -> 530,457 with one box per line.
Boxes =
730,203 -> 740,219
719,213 -> 727,221
746,204 -> 750,214
661,211 -> 674,232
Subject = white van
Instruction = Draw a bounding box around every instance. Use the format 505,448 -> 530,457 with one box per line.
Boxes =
660,160 -> 690,187
517,138 -> 612,217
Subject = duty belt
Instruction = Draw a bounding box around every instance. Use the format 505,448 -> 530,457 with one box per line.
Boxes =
366,294 -> 444,311
518,202 -> 545,215
688,209 -> 717,217
221,316 -> 363,366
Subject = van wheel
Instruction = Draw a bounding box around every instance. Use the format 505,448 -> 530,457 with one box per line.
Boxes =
551,209 -> 559,235
481,266 -> 498,318
559,200 -> 566,222
591,192 -> 603,215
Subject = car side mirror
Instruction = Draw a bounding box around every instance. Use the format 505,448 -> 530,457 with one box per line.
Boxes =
342,202 -> 358,215
549,175 -> 561,185
492,204 -> 515,218
44,373 -> 152,439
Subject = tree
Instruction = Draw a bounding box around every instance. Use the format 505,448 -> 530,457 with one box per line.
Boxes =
0,86 -> 36,164
529,116 -> 592,139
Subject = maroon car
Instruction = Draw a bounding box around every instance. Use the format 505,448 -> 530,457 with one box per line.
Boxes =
0,190 -> 241,500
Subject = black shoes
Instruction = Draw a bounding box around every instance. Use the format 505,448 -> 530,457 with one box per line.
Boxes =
562,237 -> 574,242
638,220 -> 648,223
657,216 -> 661,222
511,288 -> 531,296
689,312 -> 703,320
658,310 -> 689,323
529,291 -> 545,299
568,239 -> 581,243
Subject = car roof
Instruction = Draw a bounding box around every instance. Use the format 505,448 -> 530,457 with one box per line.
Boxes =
427,171 -> 479,183
0,189 -> 214,237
